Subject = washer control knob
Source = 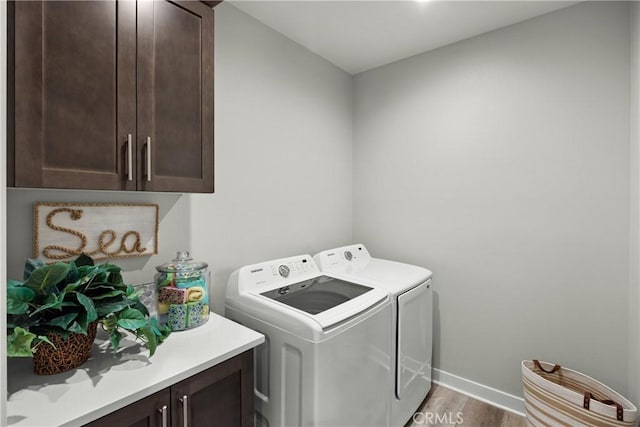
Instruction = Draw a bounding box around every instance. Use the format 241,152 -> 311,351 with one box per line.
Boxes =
278,265 -> 290,277
344,251 -> 353,261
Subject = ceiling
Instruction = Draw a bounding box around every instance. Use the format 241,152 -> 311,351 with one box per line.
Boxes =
229,1 -> 579,74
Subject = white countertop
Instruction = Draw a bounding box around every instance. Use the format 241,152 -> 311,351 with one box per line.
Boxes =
7,313 -> 264,427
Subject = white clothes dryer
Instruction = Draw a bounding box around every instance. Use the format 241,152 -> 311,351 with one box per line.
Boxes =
226,254 -> 393,427
314,244 -> 433,427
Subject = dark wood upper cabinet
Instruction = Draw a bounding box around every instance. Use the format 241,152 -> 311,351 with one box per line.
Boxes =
10,1 -> 136,191
138,1 -> 214,193
8,0 -> 215,193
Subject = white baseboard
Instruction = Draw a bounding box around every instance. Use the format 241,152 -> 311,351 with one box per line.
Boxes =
433,368 -> 525,416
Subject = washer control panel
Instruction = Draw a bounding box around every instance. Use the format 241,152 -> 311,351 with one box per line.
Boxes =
239,255 -> 319,290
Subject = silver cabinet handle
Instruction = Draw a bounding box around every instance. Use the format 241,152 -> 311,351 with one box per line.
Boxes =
146,136 -> 152,182
126,134 -> 133,181
158,404 -> 168,427
179,395 -> 189,427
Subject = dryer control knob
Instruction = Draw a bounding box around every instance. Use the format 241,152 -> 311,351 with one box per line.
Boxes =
278,265 -> 290,277
344,251 -> 353,261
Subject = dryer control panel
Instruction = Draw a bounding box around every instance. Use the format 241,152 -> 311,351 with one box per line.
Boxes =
314,244 -> 372,273
237,255 -> 320,291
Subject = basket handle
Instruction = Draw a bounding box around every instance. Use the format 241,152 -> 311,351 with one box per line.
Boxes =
533,360 -> 561,374
583,392 -> 624,421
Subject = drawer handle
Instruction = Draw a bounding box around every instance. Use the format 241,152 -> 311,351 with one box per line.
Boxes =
126,134 -> 133,181
146,136 -> 152,182
158,404 -> 168,427
179,394 -> 189,427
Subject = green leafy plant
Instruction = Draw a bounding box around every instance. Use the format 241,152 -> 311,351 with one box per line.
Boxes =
7,254 -> 170,358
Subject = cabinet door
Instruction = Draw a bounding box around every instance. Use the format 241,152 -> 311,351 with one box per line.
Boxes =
10,1 -> 137,190
137,0 -> 214,193
172,350 -> 253,427
84,388 -> 171,427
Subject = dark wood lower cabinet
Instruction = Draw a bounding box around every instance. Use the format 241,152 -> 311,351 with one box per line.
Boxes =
86,388 -> 171,427
85,350 -> 253,427
172,349 -> 253,427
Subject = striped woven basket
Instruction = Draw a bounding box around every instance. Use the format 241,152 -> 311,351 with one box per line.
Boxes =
522,360 -> 638,426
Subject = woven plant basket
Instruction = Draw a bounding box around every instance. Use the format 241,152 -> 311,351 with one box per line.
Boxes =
522,360 -> 638,427
33,322 -> 98,375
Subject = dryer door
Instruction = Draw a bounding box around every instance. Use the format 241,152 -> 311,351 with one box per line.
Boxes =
396,279 -> 433,399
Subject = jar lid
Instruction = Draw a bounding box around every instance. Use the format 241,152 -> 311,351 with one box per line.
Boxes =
156,251 -> 208,273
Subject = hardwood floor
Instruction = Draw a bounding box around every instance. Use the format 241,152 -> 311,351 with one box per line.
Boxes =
406,384 -> 526,427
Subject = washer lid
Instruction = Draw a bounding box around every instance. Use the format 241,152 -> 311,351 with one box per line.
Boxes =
260,275 -> 372,315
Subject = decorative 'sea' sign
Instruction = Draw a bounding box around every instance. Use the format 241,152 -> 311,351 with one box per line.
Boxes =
34,203 -> 159,262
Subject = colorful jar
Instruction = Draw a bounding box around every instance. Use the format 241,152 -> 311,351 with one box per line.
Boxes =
155,251 -> 210,331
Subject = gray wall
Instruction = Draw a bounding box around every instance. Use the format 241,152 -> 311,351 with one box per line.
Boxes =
630,1 -> 640,407
191,3 -> 354,314
353,1 -> 631,397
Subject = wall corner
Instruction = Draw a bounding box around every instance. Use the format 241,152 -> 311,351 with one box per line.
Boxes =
629,0 -> 640,408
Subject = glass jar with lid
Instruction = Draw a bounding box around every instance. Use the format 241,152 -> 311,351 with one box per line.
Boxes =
154,251 -> 210,331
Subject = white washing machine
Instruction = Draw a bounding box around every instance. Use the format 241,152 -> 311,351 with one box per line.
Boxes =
226,254 -> 393,427
314,244 -> 433,427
